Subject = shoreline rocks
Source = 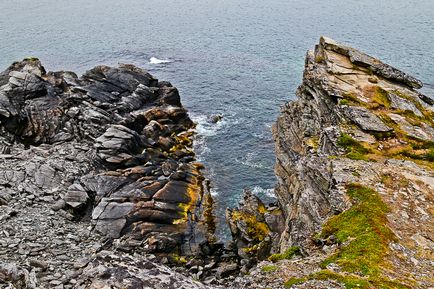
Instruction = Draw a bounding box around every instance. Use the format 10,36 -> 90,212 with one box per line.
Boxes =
2,37 -> 433,289
0,59 -> 219,288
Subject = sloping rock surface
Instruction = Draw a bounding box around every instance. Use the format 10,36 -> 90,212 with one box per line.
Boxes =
0,59 -> 217,288
270,37 -> 433,288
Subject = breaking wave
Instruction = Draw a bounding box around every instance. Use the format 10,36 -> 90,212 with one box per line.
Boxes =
251,185 -> 275,198
149,57 -> 172,64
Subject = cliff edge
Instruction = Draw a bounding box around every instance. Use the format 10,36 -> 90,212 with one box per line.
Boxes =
227,37 -> 433,289
270,37 -> 433,288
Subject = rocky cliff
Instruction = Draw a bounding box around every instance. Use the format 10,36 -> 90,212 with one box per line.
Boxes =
265,37 -> 433,288
1,38 -> 433,289
0,59 -> 224,288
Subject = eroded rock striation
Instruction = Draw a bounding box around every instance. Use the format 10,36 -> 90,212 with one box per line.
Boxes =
226,37 -> 433,289
0,59 -> 219,288
268,37 -> 433,288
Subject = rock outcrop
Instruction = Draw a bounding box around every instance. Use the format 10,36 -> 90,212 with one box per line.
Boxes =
226,190 -> 284,269
269,37 -> 433,288
2,38 -> 433,289
0,59 -> 218,288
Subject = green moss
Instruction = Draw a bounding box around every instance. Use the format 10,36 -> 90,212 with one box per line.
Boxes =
337,134 -> 371,160
342,92 -> 362,106
312,270 -> 370,289
320,184 -> 395,277
392,90 -> 432,124
268,246 -> 300,262
351,171 -> 361,177
283,277 -> 306,288
409,138 -> 434,150
171,254 -> 188,265
371,130 -> 395,141
281,184 -> 411,288
311,270 -> 410,289
402,148 -> 434,162
371,86 -> 391,108
339,99 -> 349,105
261,265 -> 278,273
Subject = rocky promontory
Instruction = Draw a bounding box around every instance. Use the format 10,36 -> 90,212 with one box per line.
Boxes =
228,37 -> 433,289
0,59 -> 222,288
1,37 -> 433,289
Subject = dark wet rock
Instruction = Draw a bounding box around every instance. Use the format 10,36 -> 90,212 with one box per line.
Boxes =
208,114 -> 223,124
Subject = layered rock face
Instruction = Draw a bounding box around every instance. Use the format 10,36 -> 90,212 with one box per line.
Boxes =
0,59 -> 217,288
271,37 -> 433,288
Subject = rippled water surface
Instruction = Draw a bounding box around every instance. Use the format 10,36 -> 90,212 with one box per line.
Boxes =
1,0 -> 433,238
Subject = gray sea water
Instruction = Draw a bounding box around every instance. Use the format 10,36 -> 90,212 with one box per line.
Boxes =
1,0 -> 433,238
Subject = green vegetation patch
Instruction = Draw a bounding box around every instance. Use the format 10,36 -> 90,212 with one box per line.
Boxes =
402,148 -> 434,162
268,246 -> 301,262
341,92 -> 362,106
320,184 -> 395,276
371,86 -> 391,108
283,277 -> 306,288
337,134 -> 371,160
261,265 -> 278,273
393,137 -> 434,169
282,184 -> 410,288
311,270 -> 409,289
391,90 -> 433,126
312,270 -> 370,289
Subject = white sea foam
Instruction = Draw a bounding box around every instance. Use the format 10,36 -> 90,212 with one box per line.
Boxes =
191,114 -> 226,162
235,152 -> 265,169
210,187 -> 220,197
192,136 -> 210,161
192,114 -> 227,137
149,57 -> 172,64
251,185 -> 275,198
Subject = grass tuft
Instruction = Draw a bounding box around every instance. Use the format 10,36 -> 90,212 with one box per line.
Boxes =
337,134 -> 371,160
268,246 -> 301,262
320,184 -> 395,276
261,265 -> 278,273
283,277 -> 306,288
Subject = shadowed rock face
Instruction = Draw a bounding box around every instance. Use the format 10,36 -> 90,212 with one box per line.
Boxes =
0,59 -> 219,288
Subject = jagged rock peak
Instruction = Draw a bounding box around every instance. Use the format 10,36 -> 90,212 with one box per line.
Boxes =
317,36 -> 424,89
270,37 -> 433,288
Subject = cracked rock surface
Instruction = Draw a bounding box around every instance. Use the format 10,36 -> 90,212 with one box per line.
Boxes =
0,59 -> 217,288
